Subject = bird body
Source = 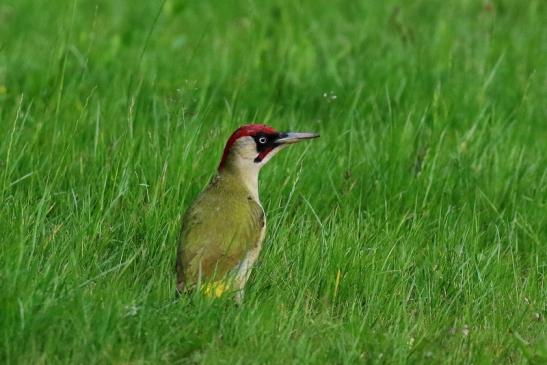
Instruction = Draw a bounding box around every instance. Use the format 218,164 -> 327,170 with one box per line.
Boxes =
176,124 -> 318,301
176,171 -> 265,297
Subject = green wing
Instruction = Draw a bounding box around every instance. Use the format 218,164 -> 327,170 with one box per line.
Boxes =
176,176 -> 264,291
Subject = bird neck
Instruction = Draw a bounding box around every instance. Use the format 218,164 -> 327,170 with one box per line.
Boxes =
218,160 -> 261,202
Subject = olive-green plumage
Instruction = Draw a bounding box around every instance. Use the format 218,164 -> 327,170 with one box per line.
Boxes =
175,125 -> 318,300
176,169 -> 264,294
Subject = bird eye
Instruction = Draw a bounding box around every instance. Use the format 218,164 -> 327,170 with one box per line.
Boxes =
258,136 -> 267,144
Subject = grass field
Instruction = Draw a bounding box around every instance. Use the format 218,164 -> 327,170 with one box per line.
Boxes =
1,0 -> 546,363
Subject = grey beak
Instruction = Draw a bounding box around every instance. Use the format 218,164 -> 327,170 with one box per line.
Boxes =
275,132 -> 320,144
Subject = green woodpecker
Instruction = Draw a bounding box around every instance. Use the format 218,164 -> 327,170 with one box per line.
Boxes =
176,124 -> 319,301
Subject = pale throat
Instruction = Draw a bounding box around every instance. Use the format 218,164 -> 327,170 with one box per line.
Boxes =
235,162 -> 261,201
221,157 -> 262,202
219,137 -> 284,202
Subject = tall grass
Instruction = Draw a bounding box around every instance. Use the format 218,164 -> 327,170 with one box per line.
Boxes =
1,0 -> 545,363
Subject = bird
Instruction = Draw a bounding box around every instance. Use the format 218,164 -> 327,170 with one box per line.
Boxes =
176,124 -> 319,302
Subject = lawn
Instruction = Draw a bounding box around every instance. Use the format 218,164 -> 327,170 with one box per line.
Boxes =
1,0 -> 546,363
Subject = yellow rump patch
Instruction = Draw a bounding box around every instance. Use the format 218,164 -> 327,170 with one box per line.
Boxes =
201,281 -> 231,298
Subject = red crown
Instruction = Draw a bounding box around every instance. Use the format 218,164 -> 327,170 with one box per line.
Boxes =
219,124 -> 277,169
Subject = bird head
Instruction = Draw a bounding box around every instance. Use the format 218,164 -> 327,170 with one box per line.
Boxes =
218,124 -> 319,172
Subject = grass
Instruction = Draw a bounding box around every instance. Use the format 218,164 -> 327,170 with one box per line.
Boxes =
1,0 -> 546,363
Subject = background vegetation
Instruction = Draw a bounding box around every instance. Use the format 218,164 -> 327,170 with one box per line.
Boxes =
1,0 -> 545,363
